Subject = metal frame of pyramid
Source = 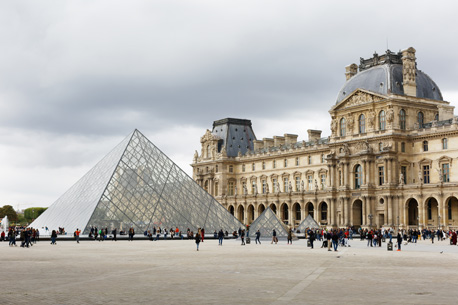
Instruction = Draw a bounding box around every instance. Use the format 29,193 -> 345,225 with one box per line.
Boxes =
296,214 -> 320,233
247,207 -> 294,239
31,130 -> 245,235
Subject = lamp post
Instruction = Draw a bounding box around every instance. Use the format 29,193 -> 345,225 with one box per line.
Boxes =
368,214 -> 373,229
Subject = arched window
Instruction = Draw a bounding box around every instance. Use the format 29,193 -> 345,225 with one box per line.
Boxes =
399,109 -> 406,130
354,165 -> 362,189
340,118 -> 346,136
423,141 -> 428,152
435,113 -> 439,121
379,110 -> 386,130
418,112 -> 424,128
358,114 -> 365,134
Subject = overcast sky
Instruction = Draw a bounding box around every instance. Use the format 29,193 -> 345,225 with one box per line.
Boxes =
2,1 -> 458,210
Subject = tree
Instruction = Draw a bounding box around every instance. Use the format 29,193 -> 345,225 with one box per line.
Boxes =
24,207 -> 47,222
0,205 -> 18,222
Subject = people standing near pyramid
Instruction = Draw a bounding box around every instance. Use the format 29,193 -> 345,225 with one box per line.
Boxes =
112,228 -> 117,241
271,229 -> 277,244
201,228 -> 205,242
287,229 -> 293,245
75,228 -> 81,243
255,230 -> 261,244
195,228 -> 201,251
50,229 -> 57,245
218,229 -> 224,246
94,227 -> 98,240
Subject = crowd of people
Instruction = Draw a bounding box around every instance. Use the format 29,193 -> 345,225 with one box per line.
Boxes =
2,225 -> 458,251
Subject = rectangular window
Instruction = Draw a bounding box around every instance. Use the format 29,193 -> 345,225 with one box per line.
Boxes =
295,176 -> 300,191
262,162 -> 265,170
378,166 -> 384,185
443,138 -> 448,150
215,165 -> 218,173
401,166 -> 407,184
296,157 -> 299,166
320,174 -> 326,189
262,180 -> 267,194
229,165 -> 233,173
283,177 -> 288,192
423,165 -> 430,184
339,170 -> 342,186
273,178 -> 278,192
273,160 -> 276,169
252,181 -> 256,194
308,156 -> 312,165
242,164 -> 245,172
308,175 -> 313,190
401,142 -> 405,153
442,163 -> 450,182
284,159 -> 288,167
228,181 -> 234,196
252,163 -> 255,171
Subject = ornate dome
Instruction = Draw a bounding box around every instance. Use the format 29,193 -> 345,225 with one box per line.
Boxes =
336,50 -> 443,104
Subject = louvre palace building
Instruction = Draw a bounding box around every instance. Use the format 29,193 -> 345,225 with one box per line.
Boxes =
192,47 -> 458,231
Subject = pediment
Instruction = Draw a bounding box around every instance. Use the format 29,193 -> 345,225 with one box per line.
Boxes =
331,89 -> 386,111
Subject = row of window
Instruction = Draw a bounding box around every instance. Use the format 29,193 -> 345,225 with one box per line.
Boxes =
229,155 -> 327,173
339,110 -> 435,136
226,174 -> 327,196
347,163 -> 450,189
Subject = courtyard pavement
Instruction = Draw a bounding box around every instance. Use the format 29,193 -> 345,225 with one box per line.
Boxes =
1,237 -> 458,305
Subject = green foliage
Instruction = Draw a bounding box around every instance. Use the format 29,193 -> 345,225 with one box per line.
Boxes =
24,207 -> 47,221
0,205 -> 18,222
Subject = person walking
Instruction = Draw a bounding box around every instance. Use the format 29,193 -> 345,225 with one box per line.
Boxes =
326,230 -> 332,251
331,230 -> 339,251
255,230 -> 261,244
51,230 -> 57,245
75,228 -> 81,243
8,229 -> 16,246
308,229 -> 315,249
287,229 -> 293,245
271,229 -> 277,244
396,231 -> 402,251
218,229 -> 224,246
241,229 -> 245,245
195,229 -> 201,251
112,228 -> 117,241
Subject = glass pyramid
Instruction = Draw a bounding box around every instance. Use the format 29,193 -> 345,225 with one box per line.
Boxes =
31,130 -> 244,235
296,214 -> 320,233
247,207 -> 294,240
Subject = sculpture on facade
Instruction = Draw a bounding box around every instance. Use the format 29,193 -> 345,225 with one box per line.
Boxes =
288,181 -> 292,193
193,150 -> 199,163
399,172 -> 404,185
301,180 -> 305,192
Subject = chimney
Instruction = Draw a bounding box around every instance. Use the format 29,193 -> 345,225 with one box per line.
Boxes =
345,63 -> 358,81
273,136 -> 285,147
253,140 -> 264,151
263,138 -> 274,149
307,129 -> 322,142
401,47 -> 417,96
284,134 -> 298,145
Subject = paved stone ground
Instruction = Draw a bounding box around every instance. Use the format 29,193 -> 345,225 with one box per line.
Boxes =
1,237 -> 458,305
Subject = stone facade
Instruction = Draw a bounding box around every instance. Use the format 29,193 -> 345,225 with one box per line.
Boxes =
192,47 -> 458,230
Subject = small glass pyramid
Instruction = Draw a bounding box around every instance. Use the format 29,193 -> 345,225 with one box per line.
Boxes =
247,207 -> 294,239
296,214 -> 320,234
31,130 -> 244,235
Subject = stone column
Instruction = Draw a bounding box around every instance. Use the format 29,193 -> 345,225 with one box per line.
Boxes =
366,160 -> 371,186
388,195 -> 393,226
366,196 -> 372,227
362,160 -> 366,185
288,202 -> 293,227
384,196 -> 388,226
384,159 -> 389,184
344,198 -> 349,226
362,196 -> 367,226
330,198 -> 336,227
